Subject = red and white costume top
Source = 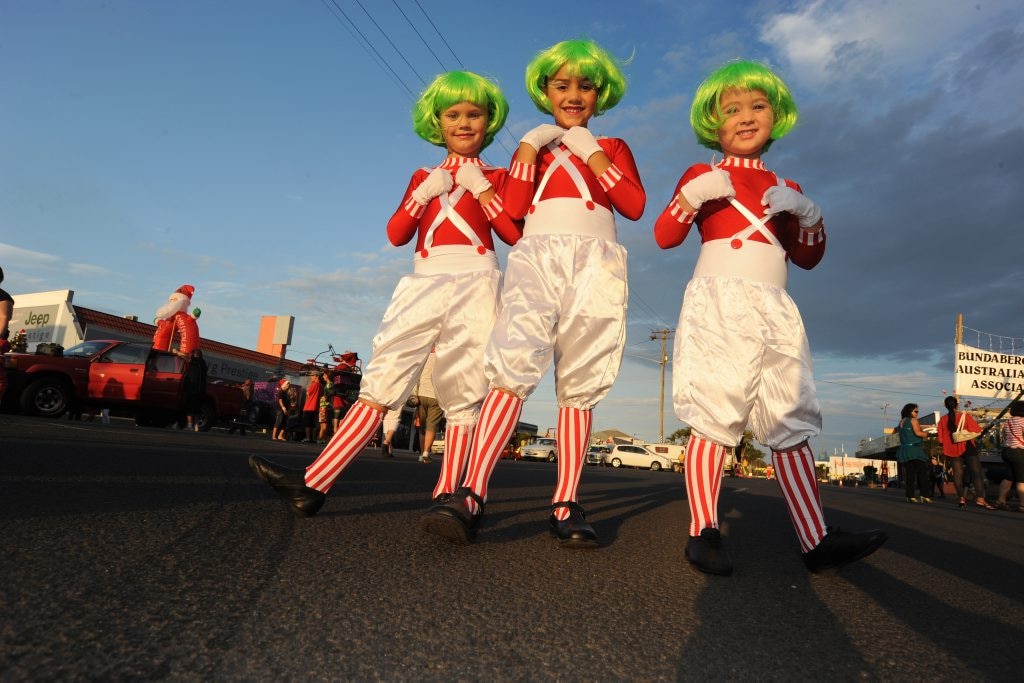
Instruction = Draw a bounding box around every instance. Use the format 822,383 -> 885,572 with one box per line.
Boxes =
503,137 -> 645,233
654,157 -> 825,288
387,156 -> 521,274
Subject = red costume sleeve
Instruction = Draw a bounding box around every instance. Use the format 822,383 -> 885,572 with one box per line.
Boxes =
653,164 -> 708,249
482,168 -> 524,246
599,138 -> 646,221
386,170 -> 428,246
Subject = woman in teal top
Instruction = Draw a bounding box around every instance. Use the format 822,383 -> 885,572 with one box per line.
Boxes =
897,403 -> 931,503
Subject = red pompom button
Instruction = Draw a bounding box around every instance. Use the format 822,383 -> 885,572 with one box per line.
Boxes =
477,246 -> 486,255
529,205 -> 536,214
585,200 -> 595,211
420,249 -> 429,258
731,239 -> 743,250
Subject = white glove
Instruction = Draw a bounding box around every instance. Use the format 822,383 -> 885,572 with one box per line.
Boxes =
679,167 -> 735,211
455,164 -> 493,199
410,168 -> 453,206
761,186 -> 822,228
519,124 -> 564,152
561,126 -> 603,162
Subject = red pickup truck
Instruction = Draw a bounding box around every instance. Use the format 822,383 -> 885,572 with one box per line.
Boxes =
1,339 -> 243,430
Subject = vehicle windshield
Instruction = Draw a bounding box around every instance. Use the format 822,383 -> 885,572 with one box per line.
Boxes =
62,340 -> 113,358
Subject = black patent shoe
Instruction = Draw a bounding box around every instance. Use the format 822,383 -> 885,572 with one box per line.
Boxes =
549,501 -> 599,549
248,454 -> 325,517
685,528 -> 734,576
432,492 -> 453,505
419,487 -> 484,544
802,527 -> 888,574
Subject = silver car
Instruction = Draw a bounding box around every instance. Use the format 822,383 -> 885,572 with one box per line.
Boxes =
521,437 -> 557,462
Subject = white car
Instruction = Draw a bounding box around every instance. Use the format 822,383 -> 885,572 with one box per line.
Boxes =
604,445 -> 674,472
521,437 -> 557,462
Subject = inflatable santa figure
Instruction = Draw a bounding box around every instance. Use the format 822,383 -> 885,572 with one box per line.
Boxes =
152,284 -> 200,355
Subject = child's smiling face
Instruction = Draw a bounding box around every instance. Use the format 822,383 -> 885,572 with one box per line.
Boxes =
716,88 -> 774,159
441,101 -> 488,158
545,65 -> 597,129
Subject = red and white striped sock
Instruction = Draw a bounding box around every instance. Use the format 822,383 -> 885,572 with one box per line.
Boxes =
305,401 -> 383,493
461,390 -> 523,513
772,444 -> 827,552
685,435 -> 726,536
552,407 -> 592,520
433,423 -> 471,499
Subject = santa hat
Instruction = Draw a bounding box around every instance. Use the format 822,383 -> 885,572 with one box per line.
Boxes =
176,284 -> 195,299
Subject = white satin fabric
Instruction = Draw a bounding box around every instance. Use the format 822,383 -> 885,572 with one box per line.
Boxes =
672,275 -> 821,450
485,233 -> 628,409
358,266 -> 501,426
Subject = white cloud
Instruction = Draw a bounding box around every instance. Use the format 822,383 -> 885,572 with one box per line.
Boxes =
761,0 -> 1022,87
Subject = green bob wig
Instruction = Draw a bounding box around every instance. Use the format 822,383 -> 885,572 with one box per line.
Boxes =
524,39 -> 627,116
690,60 -> 798,152
412,70 -> 509,150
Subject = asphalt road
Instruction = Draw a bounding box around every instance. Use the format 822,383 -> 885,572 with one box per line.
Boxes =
1,414 -> 1021,681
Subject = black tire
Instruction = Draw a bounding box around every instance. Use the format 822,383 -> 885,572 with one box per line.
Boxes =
20,377 -> 73,418
650,461 -> 663,472
546,451 -> 556,463
611,457 -> 622,468
196,399 -> 216,432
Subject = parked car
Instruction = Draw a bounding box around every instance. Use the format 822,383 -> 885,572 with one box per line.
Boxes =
604,444 -> 674,471
521,437 -> 557,462
586,445 -> 610,465
0,339 -> 241,430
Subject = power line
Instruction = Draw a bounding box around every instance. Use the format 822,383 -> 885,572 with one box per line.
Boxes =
392,0 -> 449,72
411,0 -> 462,68
352,0 -> 429,87
320,0 -> 417,100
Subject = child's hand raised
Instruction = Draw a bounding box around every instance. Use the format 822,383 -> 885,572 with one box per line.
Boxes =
761,186 -> 822,228
411,168 -> 454,205
679,167 -> 735,212
561,126 -> 602,162
456,164 -> 493,199
520,124 -> 565,151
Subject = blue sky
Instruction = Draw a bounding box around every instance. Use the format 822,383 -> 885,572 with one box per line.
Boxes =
3,0 -> 1023,454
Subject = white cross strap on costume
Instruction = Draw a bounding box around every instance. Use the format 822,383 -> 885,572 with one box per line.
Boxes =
421,186 -> 479,249
691,171 -> 788,288
532,143 -> 593,204
414,168 -> 497,276
522,141 -> 616,242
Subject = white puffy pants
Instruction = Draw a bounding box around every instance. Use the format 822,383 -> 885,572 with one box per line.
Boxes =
672,276 -> 821,450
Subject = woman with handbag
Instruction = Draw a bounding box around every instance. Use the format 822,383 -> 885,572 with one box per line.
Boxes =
896,403 -> 932,503
936,395 -> 994,509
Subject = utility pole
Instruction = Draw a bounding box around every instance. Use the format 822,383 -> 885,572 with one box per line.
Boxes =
650,329 -> 672,443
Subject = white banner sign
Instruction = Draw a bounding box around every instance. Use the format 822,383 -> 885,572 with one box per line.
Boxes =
954,343 -> 1024,399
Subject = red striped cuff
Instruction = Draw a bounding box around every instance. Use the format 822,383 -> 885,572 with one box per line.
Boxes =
598,164 -> 623,192
482,194 -> 504,221
404,196 -> 426,218
798,226 -> 826,246
510,160 -> 535,183
668,200 -> 695,224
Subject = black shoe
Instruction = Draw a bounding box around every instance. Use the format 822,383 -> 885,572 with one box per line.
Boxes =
419,487 -> 484,544
248,454 -> 325,517
685,528 -> 733,576
802,527 -> 888,574
381,442 -> 392,458
433,492 -> 453,505
549,501 -> 599,549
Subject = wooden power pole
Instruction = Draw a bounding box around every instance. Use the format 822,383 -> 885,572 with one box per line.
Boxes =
650,329 -> 672,443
